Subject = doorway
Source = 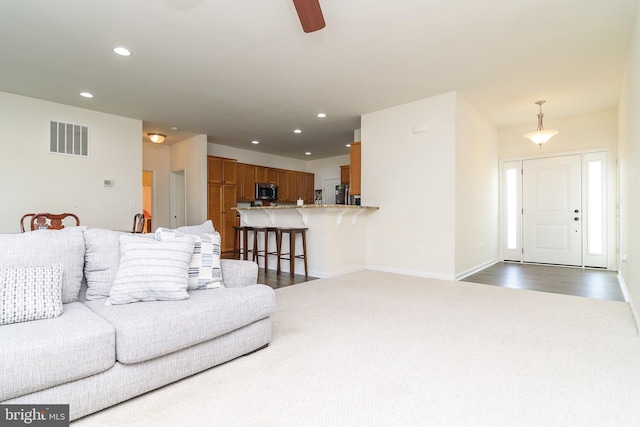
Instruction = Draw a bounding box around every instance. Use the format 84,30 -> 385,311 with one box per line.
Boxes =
501,151 -> 609,268
171,170 -> 186,228
142,170 -> 153,233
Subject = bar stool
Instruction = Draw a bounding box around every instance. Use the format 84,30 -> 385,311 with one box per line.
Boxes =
252,226 -> 280,271
276,227 -> 308,278
233,226 -> 254,260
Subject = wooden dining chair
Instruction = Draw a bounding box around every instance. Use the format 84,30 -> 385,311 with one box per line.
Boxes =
20,213 -> 80,232
132,213 -> 145,233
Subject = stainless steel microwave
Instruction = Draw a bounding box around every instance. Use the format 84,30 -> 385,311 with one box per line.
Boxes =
255,183 -> 278,201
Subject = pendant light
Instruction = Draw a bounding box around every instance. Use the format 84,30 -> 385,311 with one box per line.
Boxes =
523,100 -> 558,145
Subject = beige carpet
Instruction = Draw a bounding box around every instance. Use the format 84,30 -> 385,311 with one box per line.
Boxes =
73,270 -> 640,426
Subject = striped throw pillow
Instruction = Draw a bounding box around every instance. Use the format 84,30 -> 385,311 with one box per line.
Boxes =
155,228 -> 225,290
106,234 -> 195,305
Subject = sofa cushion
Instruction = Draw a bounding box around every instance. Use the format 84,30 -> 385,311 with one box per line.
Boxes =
0,302 -> 116,401
155,228 -> 225,290
0,264 -> 63,325
85,284 -> 276,364
0,227 -> 85,303
83,229 -> 154,300
106,234 -> 195,305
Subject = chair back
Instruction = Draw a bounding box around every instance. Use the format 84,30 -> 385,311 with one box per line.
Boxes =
132,213 -> 145,233
20,213 -> 80,232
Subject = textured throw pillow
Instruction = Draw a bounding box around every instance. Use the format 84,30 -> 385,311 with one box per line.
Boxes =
176,220 -> 215,235
106,234 -> 195,305
155,228 -> 225,290
0,265 -> 63,326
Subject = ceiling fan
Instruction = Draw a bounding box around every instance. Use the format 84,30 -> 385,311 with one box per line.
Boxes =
165,0 -> 325,33
292,0 -> 326,33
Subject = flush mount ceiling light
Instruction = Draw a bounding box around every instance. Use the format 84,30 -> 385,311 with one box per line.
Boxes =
251,140 -> 260,145
305,152 -> 311,156
147,133 -> 166,144
79,92 -> 94,98
316,113 -> 327,118
294,129 -> 302,134
113,47 -> 132,56
523,100 -> 559,146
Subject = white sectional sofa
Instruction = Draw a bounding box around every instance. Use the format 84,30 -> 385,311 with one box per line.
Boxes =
0,223 -> 276,421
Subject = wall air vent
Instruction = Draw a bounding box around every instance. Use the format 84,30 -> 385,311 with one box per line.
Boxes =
50,120 -> 89,157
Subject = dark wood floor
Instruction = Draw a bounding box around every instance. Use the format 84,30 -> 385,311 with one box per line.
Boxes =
257,268 -> 318,289
462,262 -> 625,302
223,252 -> 318,289
227,253 -> 625,301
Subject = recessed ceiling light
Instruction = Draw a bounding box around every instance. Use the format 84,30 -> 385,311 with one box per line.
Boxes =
316,113 -> 327,118
113,47 -> 132,56
171,126 -> 179,131
294,129 -> 302,134
346,144 -> 351,148
80,92 -> 94,98
305,152 -> 311,155
251,140 -> 260,145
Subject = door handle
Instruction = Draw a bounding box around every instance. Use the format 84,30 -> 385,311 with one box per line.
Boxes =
574,217 -> 580,221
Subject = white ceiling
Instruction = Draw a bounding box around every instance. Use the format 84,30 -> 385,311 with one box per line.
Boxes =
0,0 -> 637,159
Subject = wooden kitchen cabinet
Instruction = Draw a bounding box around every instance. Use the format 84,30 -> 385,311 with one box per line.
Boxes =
286,171 -> 297,202
340,165 -> 350,185
277,170 -> 297,202
237,163 -> 256,201
268,168 -> 278,184
296,172 -> 315,203
349,142 -> 361,195
208,156 -> 237,184
256,166 -> 278,184
208,183 -> 237,253
256,166 -> 267,183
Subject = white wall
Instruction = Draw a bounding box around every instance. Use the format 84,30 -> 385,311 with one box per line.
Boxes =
618,6 -> 640,318
362,92 -> 457,279
142,141 -> 171,229
455,94 -> 499,277
307,154 -> 350,191
170,135 -> 208,226
0,92 -> 142,233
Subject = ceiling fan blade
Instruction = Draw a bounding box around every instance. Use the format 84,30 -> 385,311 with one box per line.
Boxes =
292,0 -> 326,33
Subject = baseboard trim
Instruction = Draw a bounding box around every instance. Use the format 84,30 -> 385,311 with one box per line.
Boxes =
366,265 -> 455,281
309,266 -> 367,279
618,273 -> 640,335
455,258 -> 500,281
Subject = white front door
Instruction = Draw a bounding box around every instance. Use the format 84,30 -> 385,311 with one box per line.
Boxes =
522,155 -> 582,266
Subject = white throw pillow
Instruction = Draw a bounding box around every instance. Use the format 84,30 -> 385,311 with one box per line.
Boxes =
176,220 -> 215,235
0,265 -> 63,325
106,234 -> 195,305
155,228 -> 225,290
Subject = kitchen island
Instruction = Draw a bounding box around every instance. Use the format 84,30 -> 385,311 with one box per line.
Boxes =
233,204 -> 379,278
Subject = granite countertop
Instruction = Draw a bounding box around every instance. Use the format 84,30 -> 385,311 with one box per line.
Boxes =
233,204 -> 379,210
